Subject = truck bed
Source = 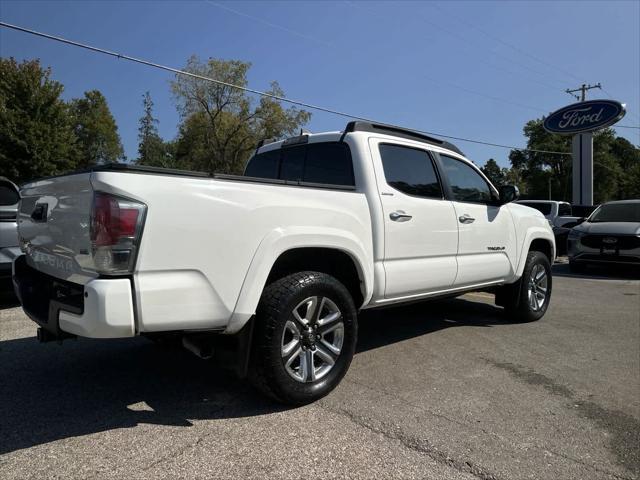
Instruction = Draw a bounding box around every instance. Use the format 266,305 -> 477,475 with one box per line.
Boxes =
25,163 -> 356,191
17,164 -> 373,335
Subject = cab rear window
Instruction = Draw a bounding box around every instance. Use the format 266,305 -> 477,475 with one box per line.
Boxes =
245,142 -> 354,186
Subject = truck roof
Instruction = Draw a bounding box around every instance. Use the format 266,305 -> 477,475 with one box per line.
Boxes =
257,121 -> 465,157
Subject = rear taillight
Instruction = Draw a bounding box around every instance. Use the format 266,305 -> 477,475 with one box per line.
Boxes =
90,192 -> 146,275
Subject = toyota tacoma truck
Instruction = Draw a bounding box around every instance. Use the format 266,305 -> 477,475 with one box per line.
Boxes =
12,121 -> 555,405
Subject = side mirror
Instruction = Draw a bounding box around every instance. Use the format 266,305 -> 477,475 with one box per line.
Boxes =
498,185 -> 519,204
576,217 -> 587,225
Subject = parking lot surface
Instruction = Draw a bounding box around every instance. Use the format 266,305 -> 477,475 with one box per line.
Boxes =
1,264 -> 639,480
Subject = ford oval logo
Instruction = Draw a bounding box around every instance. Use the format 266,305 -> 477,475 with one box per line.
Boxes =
543,100 -> 626,135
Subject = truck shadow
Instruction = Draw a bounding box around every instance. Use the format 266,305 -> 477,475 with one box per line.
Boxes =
357,297 -> 503,353
0,297 -> 504,455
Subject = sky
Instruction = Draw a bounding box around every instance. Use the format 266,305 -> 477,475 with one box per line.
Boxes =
1,0 -> 639,168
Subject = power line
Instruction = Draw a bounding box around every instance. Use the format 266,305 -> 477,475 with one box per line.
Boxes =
344,1 -> 567,92
208,0 -> 558,112
0,21 -> 571,156
424,3 -> 640,126
597,87 -> 640,124
207,1 -> 334,49
565,82 -> 601,102
429,1 -> 586,85
421,72 -> 547,113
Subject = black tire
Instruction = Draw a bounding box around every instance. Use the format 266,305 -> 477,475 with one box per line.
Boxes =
569,260 -> 586,274
249,271 -> 357,406
500,251 -> 552,323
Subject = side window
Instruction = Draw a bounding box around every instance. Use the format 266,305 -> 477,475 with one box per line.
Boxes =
558,203 -> 572,216
439,155 -> 494,203
379,144 -> 443,198
244,150 -> 280,179
278,145 -> 306,182
245,142 -> 355,186
0,182 -> 19,206
304,143 -> 354,186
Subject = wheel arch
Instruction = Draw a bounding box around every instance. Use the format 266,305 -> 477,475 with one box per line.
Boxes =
225,228 -> 373,334
529,238 -> 554,262
515,230 -> 556,278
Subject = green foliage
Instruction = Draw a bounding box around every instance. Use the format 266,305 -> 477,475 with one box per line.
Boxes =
480,158 -> 505,186
170,56 -> 310,174
507,118 -> 640,203
0,58 -> 78,184
611,136 -> 640,199
136,91 -> 177,168
69,90 -> 124,167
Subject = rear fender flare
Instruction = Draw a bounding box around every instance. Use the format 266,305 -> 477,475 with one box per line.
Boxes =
225,227 -> 373,334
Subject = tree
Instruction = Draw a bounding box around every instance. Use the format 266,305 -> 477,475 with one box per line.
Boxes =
69,90 -> 124,167
611,136 -> 640,199
480,158 -> 505,186
508,118 -> 639,203
171,56 -> 311,174
508,119 -> 572,201
136,91 -> 176,167
0,58 -> 78,184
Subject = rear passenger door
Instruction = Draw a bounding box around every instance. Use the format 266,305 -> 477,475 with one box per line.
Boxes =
369,139 -> 459,298
437,154 -> 517,286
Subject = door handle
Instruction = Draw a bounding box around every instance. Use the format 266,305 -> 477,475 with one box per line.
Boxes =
390,210 -> 412,222
459,214 -> 475,224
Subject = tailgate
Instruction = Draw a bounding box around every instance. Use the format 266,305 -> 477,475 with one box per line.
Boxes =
19,173 -> 97,285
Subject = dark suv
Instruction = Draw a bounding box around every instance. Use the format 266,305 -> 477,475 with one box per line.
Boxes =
0,177 -> 20,279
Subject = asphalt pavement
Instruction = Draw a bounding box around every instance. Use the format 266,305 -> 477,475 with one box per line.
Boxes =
0,264 -> 638,480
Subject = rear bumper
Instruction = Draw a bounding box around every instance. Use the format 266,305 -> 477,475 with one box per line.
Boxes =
12,255 -> 136,338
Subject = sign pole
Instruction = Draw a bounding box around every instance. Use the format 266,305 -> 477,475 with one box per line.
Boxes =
557,83 -> 611,207
571,133 -> 593,206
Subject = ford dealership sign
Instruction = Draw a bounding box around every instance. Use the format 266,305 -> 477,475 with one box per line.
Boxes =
543,99 -> 626,135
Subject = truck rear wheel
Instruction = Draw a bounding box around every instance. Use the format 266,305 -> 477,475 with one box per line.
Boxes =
498,251 -> 552,323
249,271 -> 357,405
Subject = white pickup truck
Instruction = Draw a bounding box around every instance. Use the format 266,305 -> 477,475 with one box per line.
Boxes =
13,122 -> 555,405
516,200 -> 580,229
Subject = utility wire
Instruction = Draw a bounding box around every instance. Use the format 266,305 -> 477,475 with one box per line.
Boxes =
0,21 -> 572,155
208,0 -> 556,111
207,1 -> 334,49
429,2 -> 585,85
344,1 -> 566,92
596,87 -> 640,125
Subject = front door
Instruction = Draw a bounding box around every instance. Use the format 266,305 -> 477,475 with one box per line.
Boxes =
438,154 -> 517,286
370,140 -> 459,298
